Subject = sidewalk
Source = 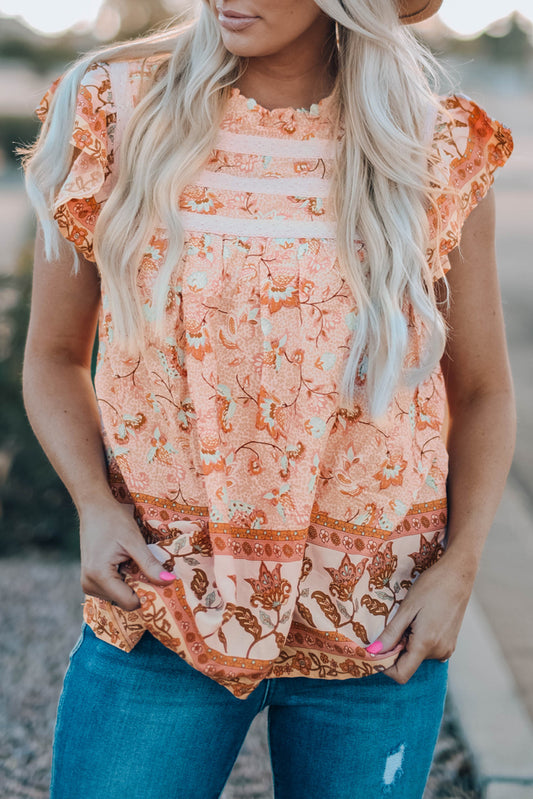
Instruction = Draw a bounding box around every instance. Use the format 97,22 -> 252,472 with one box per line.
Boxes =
449,577 -> 533,799
451,473 -> 533,798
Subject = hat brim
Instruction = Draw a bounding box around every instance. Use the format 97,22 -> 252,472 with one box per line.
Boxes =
399,0 -> 443,24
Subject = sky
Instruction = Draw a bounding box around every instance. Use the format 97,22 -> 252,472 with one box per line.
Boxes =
0,0 -> 532,37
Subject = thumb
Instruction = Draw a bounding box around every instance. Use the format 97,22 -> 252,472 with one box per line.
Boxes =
125,538 -> 176,586
365,607 -> 413,655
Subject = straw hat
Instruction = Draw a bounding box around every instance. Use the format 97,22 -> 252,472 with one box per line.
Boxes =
399,0 -> 443,24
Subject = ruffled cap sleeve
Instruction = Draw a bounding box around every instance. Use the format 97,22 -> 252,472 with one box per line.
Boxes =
428,93 -> 513,278
35,61 -> 115,262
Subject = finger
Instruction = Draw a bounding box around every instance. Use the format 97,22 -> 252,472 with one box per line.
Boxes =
82,568 -> 142,612
366,605 -> 418,656
384,640 -> 426,684
123,535 -> 176,586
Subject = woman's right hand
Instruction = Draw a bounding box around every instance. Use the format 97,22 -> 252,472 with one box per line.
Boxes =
79,497 -> 175,611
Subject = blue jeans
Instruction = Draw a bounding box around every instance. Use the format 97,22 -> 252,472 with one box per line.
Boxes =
50,621 -> 448,799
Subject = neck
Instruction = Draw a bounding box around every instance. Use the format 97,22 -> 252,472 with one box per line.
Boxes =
235,20 -> 337,111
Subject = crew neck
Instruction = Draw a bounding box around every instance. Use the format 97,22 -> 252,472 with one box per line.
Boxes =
228,86 -> 335,118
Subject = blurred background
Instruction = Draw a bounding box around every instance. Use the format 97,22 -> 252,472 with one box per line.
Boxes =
0,2 -> 532,798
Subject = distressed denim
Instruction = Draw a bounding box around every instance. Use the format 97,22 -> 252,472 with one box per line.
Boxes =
50,621 -> 448,799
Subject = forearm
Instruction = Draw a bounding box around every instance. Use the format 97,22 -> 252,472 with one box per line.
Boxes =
22,354 -> 116,513
443,387 -> 516,576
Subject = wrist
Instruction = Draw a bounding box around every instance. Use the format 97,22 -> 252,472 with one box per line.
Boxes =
440,540 -> 480,584
76,488 -> 127,520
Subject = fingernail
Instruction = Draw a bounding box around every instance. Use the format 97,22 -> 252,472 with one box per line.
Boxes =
366,640 -> 383,655
159,570 -> 175,581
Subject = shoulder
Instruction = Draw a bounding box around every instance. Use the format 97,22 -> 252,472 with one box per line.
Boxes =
432,93 -> 513,186
427,93 -> 513,275
35,60 -> 113,126
35,53 -> 170,123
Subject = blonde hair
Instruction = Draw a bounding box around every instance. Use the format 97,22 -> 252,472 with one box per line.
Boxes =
22,0 -> 449,418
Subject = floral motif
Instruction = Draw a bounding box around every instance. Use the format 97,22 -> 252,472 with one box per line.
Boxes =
373,452 -> 408,490
245,562 -> 291,610
190,524 -> 213,557
255,386 -> 288,440
408,531 -> 445,577
325,553 -> 368,601
185,318 -> 212,360
367,542 -> 398,590
261,273 -> 299,313
179,186 -> 224,215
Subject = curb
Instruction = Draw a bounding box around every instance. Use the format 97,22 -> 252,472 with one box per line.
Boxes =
448,592 -> 533,798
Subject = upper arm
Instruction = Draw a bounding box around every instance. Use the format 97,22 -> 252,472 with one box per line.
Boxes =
25,226 -> 101,368
438,187 -> 513,409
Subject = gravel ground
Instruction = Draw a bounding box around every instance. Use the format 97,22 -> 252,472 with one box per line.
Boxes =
0,554 -> 479,799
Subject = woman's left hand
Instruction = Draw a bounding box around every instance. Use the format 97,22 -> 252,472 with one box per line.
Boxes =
369,551 -> 476,684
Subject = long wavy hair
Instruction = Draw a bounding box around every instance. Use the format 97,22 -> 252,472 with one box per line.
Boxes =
22,0 -> 450,418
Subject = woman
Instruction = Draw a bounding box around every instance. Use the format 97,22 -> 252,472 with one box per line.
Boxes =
21,0 -> 515,797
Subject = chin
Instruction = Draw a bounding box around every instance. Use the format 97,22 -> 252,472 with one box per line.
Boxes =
219,32 -> 267,58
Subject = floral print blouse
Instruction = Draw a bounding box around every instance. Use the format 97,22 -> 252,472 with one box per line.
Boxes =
35,56 -> 513,699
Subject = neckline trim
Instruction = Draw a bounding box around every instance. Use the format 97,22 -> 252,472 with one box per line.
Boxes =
228,86 -> 335,118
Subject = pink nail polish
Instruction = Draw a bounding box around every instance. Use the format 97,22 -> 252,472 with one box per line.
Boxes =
159,570 -> 175,581
366,640 -> 383,655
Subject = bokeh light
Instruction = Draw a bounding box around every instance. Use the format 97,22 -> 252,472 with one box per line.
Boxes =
439,0 -> 533,37
0,0 -> 103,34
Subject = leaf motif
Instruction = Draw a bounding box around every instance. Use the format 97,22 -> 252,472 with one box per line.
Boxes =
204,590 -> 217,607
190,568 -> 208,600
280,610 -> 291,625
296,601 -> 316,628
218,329 -> 240,349
222,603 -> 235,625
376,590 -> 392,602
400,580 -> 412,591
217,626 -> 228,652
336,472 -> 352,485
311,590 -> 341,627
184,556 -> 200,566
361,594 -> 389,617
425,474 -> 437,490
234,606 -> 262,641
259,610 -> 274,628
300,556 -> 313,581
336,600 -> 351,619
352,621 -> 370,645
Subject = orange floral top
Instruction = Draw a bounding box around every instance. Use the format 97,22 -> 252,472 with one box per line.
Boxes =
35,57 -> 513,699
